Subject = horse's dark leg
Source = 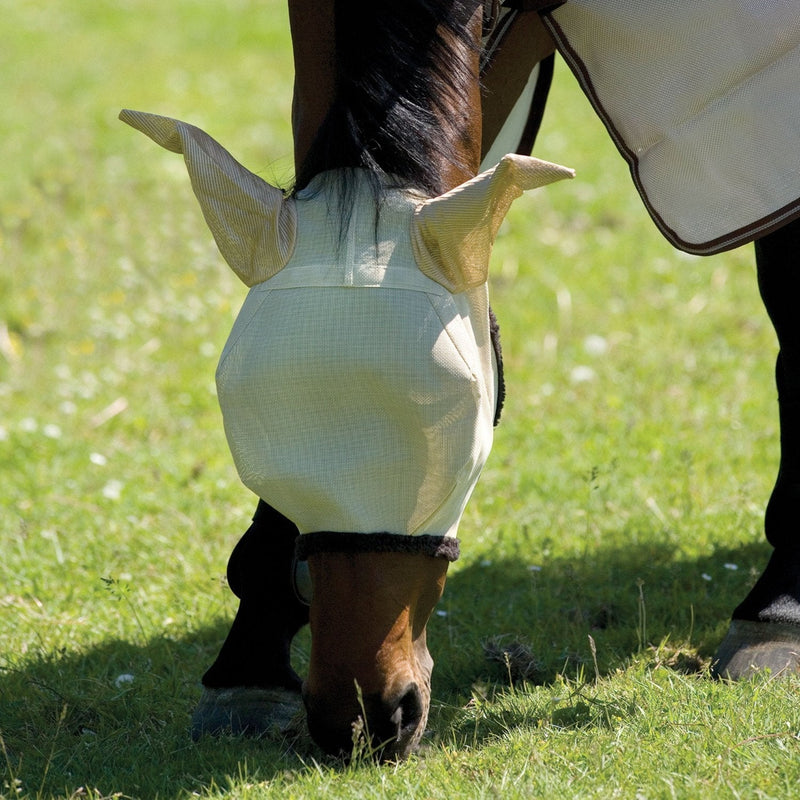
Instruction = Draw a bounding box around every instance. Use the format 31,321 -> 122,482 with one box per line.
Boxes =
713,217 -> 800,678
191,501 -> 309,738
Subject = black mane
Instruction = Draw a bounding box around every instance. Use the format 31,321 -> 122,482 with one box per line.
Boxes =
294,0 -> 479,198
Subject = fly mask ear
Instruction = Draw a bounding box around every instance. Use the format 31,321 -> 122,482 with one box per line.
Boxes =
119,109 -> 296,287
412,153 -> 574,293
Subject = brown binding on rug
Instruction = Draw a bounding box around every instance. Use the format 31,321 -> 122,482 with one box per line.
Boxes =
296,531 -> 460,562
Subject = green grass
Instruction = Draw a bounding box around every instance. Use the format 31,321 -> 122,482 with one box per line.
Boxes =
3,1 -> 799,797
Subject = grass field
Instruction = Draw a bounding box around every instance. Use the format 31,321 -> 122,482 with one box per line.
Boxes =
3,2 -> 800,797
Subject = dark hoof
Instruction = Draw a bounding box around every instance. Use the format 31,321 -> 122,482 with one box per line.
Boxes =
191,686 -> 304,741
712,620 -> 800,680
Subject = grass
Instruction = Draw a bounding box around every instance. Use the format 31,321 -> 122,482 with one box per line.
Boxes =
2,1 -> 799,797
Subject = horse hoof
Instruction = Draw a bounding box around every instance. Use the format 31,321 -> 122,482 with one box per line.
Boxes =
191,686 -> 304,741
711,619 -> 800,680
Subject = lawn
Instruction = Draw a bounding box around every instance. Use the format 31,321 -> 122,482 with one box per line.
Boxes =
2,1 -> 799,798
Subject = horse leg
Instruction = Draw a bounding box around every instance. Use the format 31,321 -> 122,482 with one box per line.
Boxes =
713,217 -> 800,678
191,500 -> 310,738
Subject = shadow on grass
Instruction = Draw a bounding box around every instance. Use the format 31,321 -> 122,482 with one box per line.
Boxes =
421,536 -> 771,749
0,624 -> 322,798
431,537 -> 770,692
0,537 -> 770,795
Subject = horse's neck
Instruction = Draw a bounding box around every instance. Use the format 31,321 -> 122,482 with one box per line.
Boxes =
288,0 -> 483,194
288,0 -> 336,178
433,9 -> 484,189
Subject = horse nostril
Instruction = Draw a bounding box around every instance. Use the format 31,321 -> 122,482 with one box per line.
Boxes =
389,683 -> 423,739
304,684 -> 428,760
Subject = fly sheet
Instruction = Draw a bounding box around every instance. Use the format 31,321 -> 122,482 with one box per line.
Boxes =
544,0 -> 800,254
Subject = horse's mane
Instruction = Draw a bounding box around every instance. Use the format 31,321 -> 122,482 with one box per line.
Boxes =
294,0 -> 479,200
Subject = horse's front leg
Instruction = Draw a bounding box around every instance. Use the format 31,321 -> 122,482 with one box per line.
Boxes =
191,500 -> 309,738
713,216 -> 800,678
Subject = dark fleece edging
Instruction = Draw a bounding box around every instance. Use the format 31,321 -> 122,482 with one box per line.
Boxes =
296,531 -> 460,561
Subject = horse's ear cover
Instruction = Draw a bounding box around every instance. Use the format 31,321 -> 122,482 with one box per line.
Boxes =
412,154 -> 574,293
120,110 -> 572,293
119,109 -> 296,287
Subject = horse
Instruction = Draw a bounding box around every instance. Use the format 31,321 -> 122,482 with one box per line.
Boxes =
126,0 -> 800,761
122,0 -> 573,760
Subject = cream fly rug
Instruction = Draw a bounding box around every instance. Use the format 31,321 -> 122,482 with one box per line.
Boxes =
121,110 -> 572,539
544,0 -> 800,254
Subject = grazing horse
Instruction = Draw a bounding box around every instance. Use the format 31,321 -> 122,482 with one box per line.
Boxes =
202,0 -> 800,730
123,0 -> 572,759
126,0 -> 800,762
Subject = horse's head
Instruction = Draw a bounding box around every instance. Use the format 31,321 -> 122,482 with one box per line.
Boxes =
301,548 -> 450,760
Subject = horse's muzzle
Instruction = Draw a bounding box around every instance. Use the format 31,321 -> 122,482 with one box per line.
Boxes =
304,681 -> 428,761
299,541 -> 453,761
